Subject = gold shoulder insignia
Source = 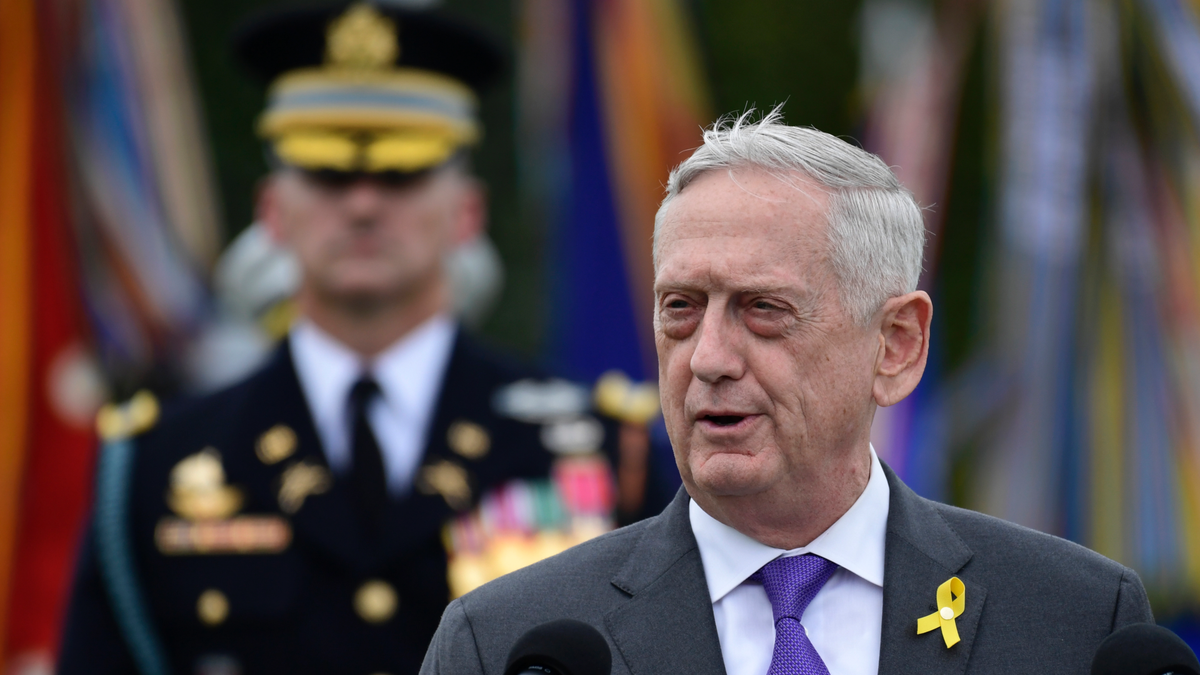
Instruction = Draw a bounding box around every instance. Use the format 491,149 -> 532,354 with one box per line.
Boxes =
593,371 -> 660,425
96,390 -> 160,441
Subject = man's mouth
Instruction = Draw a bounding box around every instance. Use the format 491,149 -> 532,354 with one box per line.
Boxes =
697,413 -> 756,428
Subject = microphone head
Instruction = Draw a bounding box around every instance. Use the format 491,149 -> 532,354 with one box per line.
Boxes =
504,619 -> 612,675
1092,623 -> 1200,675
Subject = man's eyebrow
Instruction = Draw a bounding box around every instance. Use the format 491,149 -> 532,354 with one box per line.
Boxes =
654,279 -> 809,297
654,279 -> 703,292
741,285 -> 797,295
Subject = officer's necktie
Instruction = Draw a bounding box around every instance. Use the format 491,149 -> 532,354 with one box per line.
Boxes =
751,554 -> 838,675
348,376 -> 387,540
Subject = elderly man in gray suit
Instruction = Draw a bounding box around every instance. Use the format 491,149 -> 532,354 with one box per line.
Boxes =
420,111 -> 1153,675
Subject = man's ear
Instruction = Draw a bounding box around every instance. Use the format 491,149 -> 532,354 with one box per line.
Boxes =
452,175 -> 487,246
256,175 -> 287,244
872,290 -> 933,407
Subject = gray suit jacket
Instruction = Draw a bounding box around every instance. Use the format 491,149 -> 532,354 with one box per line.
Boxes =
421,464 -> 1152,675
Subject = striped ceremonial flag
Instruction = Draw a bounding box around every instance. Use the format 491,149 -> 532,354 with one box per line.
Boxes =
520,0 -> 711,382
0,0 -> 218,668
0,1 -> 97,668
0,0 -> 41,661
860,1 -> 1200,640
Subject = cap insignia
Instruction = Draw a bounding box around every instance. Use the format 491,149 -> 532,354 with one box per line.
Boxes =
325,3 -> 399,70
167,449 -> 244,521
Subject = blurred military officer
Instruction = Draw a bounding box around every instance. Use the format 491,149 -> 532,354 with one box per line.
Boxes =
58,4 -> 561,674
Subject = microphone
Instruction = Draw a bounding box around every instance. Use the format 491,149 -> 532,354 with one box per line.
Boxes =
503,619 -> 612,675
1092,623 -> 1200,675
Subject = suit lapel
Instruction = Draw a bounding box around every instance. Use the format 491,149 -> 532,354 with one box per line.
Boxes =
878,463 -> 986,675
600,463 -> 987,675
223,342 -> 371,572
605,490 -> 727,675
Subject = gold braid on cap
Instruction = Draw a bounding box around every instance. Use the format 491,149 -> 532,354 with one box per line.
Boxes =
259,2 -> 480,172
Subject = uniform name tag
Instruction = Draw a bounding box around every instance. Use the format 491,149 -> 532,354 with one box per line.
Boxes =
155,516 -> 292,555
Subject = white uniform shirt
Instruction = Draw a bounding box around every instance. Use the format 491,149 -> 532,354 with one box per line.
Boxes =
690,446 -> 890,675
289,316 -> 457,495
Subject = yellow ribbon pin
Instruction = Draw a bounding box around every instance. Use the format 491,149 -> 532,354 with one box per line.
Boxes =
917,576 -> 966,648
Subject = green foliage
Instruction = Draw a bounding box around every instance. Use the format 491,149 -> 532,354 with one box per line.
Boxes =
177,0 -> 277,242
695,0 -> 862,137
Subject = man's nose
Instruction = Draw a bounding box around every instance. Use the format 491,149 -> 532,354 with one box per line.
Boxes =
343,179 -> 385,219
689,309 -> 746,384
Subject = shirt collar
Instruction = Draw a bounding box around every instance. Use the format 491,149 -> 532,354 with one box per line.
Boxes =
289,314 -> 457,424
290,319 -> 362,432
689,445 -> 891,604
371,314 -> 457,418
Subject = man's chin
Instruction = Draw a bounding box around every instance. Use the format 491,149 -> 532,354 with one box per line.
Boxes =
332,270 -> 403,289
314,285 -> 396,313
687,453 -> 776,498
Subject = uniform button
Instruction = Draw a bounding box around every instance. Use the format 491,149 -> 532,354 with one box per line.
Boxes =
197,589 -> 229,626
354,580 -> 398,623
940,607 -> 954,620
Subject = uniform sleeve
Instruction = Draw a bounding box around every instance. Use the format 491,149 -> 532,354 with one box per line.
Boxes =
421,599 -> 487,675
57,523 -> 138,675
1111,567 -> 1154,630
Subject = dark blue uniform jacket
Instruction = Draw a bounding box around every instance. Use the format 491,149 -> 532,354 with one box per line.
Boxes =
59,333 -> 555,675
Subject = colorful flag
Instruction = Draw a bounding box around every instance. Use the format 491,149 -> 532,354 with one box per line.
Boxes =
519,0 -> 712,383
0,0 -> 41,663
0,0 -> 219,668
860,0 -> 1200,624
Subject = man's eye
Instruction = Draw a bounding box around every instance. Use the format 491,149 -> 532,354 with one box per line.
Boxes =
667,299 -> 690,309
753,300 -> 779,310
303,168 -> 362,189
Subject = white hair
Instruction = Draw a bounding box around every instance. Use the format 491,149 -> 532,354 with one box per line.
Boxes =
653,108 -> 926,324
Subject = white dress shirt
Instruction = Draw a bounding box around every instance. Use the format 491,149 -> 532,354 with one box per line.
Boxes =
289,316 -> 457,495
690,446 -> 890,675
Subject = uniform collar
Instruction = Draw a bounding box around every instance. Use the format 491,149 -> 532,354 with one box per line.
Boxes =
371,314 -> 457,420
689,445 -> 890,603
290,319 -> 360,442
288,315 -> 457,468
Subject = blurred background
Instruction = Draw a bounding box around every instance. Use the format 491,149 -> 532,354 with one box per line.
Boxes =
4,0 -> 1200,670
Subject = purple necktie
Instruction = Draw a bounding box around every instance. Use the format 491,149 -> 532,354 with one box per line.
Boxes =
752,554 -> 838,675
